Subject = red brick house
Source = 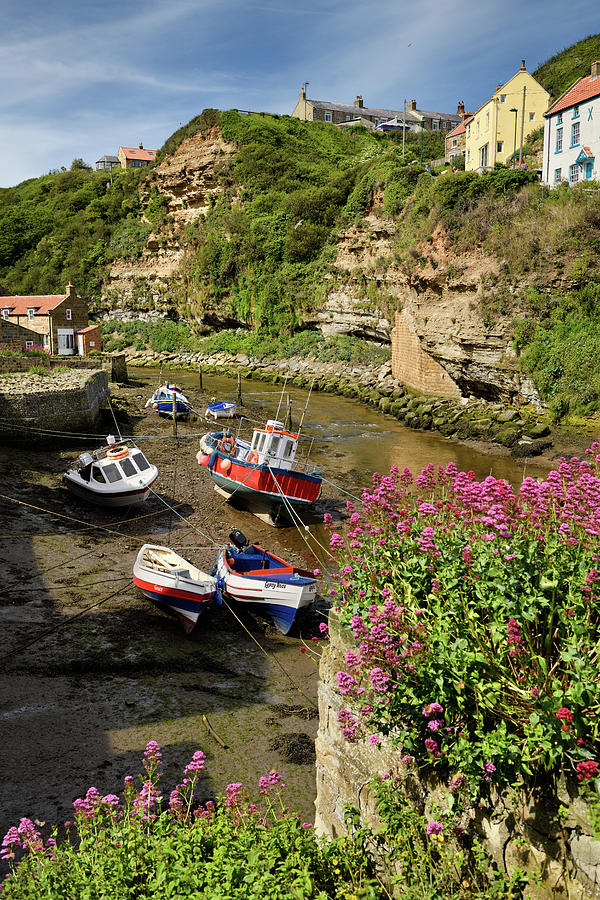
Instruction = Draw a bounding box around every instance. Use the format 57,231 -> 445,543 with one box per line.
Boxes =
118,143 -> 157,169
1,283 -> 91,355
76,325 -> 102,355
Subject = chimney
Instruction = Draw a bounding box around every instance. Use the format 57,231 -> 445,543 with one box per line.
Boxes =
139,142 -> 144,150
457,101 -> 465,117
592,61 -> 600,78
66,282 -> 75,299
300,86 -> 306,100
408,99 -> 417,111
353,95 -> 364,108
520,59 -> 526,71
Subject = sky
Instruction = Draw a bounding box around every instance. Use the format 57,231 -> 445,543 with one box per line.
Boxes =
1,0 -> 599,187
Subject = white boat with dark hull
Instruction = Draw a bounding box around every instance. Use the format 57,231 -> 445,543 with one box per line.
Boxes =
206,399 -> 237,420
215,530 -> 316,634
133,544 -> 217,633
63,437 -> 158,508
145,383 -> 193,418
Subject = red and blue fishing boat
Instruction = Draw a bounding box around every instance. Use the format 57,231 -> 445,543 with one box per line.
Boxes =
196,381 -> 322,524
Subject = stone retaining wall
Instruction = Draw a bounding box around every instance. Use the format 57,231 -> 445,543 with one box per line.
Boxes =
0,370 -> 110,440
0,354 -> 51,374
315,612 -> 600,898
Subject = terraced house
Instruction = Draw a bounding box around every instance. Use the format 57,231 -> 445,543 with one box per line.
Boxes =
464,61 -> 550,172
291,89 -> 461,132
0,283 -> 90,355
542,61 -> 600,185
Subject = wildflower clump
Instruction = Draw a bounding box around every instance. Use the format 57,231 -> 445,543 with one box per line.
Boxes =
0,742 -> 377,899
328,449 -> 600,795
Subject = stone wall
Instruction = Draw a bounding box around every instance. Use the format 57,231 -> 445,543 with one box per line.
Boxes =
392,309 -> 462,398
315,612 -> 600,898
0,369 -> 110,440
0,354 -> 50,374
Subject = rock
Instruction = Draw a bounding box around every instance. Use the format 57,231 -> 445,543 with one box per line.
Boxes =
497,409 -> 519,423
524,423 -> 551,439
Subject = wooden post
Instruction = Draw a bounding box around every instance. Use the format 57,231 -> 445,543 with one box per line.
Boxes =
236,373 -> 243,407
285,395 -> 293,432
172,391 -> 177,437
199,365 -> 203,390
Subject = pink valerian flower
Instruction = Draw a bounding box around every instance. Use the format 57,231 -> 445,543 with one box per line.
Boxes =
506,618 -> 526,657
73,786 -> 102,820
143,740 -> 162,776
17,818 -> 43,853
426,821 -> 443,836
132,780 -> 162,823
258,771 -> 285,794
337,708 -> 361,742
323,513 -> 333,528
422,702 -> 444,718
427,719 -> 444,732
368,735 -> 381,746
482,762 -> 496,782
1,826 -> 23,860
336,670 -> 360,695
576,760 -> 599,781
225,782 -> 244,806
424,738 -> 440,758
402,754 -> 415,767
369,667 -> 391,692
556,707 -> 574,726
319,622 -> 329,638
330,532 -> 345,549
169,789 -> 185,817
449,773 -> 467,791
184,750 -> 206,777
124,775 -> 135,796
301,822 -> 313,829
313,568 -> 322,577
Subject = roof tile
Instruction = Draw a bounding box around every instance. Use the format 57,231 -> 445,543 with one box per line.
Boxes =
546,74 -> 600,116
1,295 -> 67,315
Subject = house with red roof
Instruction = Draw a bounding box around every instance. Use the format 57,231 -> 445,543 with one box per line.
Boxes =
543,61 -> 600,185
0,283 -> 93,355
445,103 -> 473,161
118,143 -> 157,169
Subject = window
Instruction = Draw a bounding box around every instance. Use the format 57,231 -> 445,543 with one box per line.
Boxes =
467,124 -> 471,136
554,168 -> 562,182
479,143 -> 489,168
64,333 -> 74,349
132,452 -> 150,472
529,112 -> 534,121
257,433 -> 266,452
557,113 -> 563,124
345,115 -> 351,121
569,163 -> 579,183
1,308 -> 8,320
131,160 -> 142,167
556,128 -> 563,152
497,141 -> 503,153
65,308 -> 72,320
89,341 -> 95,347
467,149 -> 471,162
451,137 -> 457,148
324,112 -> 332,122
500,94 -> 506,103
571,121 -> 580,146
119,458 -> 136,477
485,111 -> 489,131
92,466 -> 105,483
270,436 -> 281,455
432,120 -> 439,130
283,440 -> 294,459
26,341 -> 33,348
573,105 -> 580,118
43,334 -> 49,346
102,463 -> 122,483
27,308 -> 35,321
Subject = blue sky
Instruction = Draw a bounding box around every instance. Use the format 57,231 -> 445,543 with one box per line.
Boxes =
1,0 -> 599,187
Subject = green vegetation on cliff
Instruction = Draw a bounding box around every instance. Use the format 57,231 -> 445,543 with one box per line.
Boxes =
534,31 -> 600,98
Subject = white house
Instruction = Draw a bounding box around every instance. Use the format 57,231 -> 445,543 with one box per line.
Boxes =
543,61 -> 600,185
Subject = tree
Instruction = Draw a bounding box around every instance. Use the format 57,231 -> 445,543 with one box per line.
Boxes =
70,158 -> 92,171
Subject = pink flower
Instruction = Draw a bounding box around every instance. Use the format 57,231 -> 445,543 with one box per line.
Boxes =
576,760 -> 598,781
426,821 -> 443,836
368,735 -> 381,746
556,707 -> 573,725
184,750 -> 206,777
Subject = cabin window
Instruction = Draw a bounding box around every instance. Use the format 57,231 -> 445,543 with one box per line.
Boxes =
92,466 -> 105,483
103,463 -> 122,483
132,451 -> 150,471
283,439 -> 294,458
119,457 -> 137,477
257,433 -> 266,452
270,435 -> 281,455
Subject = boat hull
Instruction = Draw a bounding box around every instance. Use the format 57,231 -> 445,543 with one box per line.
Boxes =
216,550 -> 316,634
207,456 -> 321,509
154,400 -> 191,417
63,473 -> 157,508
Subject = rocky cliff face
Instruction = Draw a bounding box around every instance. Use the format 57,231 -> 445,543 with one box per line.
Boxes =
97,132 -> 536,403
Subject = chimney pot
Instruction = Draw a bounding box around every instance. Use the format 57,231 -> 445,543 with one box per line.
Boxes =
520,59 -> 526,70
592,61 -> 600,78
353,95 -> 364,108
457,101 -> 465,116
408,99 -> 417,111
139,142 -> 143,149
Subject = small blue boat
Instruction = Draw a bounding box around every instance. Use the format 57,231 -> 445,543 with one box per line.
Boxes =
146,382 -> 193,418
207,400 -> 237,420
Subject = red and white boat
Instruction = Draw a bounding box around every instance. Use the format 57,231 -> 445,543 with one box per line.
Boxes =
197,418 -> 322,524
133,544 -> 217,633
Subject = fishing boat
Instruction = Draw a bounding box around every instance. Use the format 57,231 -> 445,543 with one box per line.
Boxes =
63,437 -> 159,508
215,530 -> 316,634
145,382 -> 193,418
196,380 -> 322,524
133,544 -> 218,633
206,399 -> 237,420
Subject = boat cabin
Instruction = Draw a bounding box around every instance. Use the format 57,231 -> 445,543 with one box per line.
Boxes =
248,420 -> 298,470
75,445 -> 153,485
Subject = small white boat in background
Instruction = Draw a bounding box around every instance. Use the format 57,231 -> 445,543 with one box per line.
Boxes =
206,399 -> 237,420
215,530 -> 316,634
145,382 -> 193,418
63,437 -> 158,508
133,544 -> 217,633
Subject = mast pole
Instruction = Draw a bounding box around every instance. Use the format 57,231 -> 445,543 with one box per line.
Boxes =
274,374 -> 289,422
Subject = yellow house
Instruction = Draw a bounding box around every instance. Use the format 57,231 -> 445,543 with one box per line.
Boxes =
464,61 -> 550,172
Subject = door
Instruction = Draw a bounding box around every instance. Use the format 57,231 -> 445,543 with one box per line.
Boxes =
77,333 -> 84,355
57,329 -> 75,355
586,162 -> 593,179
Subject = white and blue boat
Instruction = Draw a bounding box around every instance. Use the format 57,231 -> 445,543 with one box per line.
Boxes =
215,530 -> 316,634
145,382 -> 193,418
206,400 -> 237,420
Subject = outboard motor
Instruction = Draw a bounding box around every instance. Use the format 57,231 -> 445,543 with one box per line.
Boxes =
229,529 -> 249,550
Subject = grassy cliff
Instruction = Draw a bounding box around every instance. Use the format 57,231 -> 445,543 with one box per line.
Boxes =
534,31 -> 600,98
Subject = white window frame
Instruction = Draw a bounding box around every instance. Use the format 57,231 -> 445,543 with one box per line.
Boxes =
500,94 -> 506,103
25,341 -> 34,349
27,308 -> 35,321
432,120 -> 439,131
556,128 -> 563,152
324,112 -> 332,123
554,168 -> 562,182
529,112 -> 535,121
65,308 -> 72,321
451,137 -> 457,148
571,121 -> 580,146
1,308 -> 9,320
569,163 -> 579,184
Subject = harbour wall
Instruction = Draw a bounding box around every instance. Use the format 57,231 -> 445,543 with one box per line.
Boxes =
0,370 -> 110,440
315,612 -> 600,898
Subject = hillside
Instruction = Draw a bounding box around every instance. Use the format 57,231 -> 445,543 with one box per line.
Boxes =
534,31 -> 600,98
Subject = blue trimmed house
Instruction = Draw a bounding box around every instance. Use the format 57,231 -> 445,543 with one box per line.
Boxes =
543,61 -> 600,185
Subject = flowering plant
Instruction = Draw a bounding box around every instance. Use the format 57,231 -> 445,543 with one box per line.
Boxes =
328,448 -> 600,795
